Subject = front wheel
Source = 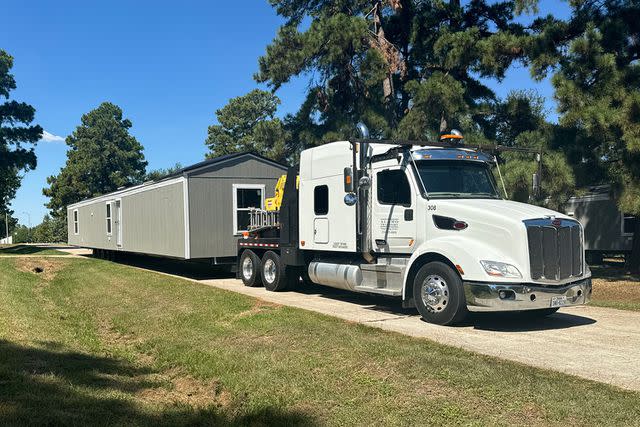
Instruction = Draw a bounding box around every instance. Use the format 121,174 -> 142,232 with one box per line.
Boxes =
413,261 -> 468,325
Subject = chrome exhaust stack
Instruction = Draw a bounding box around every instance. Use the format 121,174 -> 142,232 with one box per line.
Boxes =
355,122 -> 374,263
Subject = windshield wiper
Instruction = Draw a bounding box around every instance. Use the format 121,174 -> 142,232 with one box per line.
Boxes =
429,192 -> 463,198
467,192 -> 500,199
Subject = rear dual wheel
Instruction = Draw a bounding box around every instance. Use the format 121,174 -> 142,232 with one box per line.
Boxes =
240,250 -> 262,287
261,251 -> 300,292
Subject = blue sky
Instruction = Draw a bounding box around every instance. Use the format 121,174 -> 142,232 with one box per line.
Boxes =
2,0 -> 569,225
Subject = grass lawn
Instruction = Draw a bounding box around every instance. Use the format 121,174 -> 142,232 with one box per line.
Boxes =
590,262 -> 640,311
0,257 -> 639,426
0,244 -> 63,256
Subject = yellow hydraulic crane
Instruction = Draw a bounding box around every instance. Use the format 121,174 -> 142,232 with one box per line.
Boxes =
265,174 -> 298,211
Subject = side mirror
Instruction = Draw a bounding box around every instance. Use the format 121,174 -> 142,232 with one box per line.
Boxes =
343,167 -> 354,193
344,193 -> 358,206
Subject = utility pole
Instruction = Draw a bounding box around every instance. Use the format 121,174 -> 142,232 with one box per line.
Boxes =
22,211 -> 31,243
4,211 -> 8,243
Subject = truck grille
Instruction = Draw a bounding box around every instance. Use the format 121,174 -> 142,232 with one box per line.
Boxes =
525,218 -> 583,281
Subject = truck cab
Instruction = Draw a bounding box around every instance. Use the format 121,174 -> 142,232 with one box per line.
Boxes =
238,137 -> 592,325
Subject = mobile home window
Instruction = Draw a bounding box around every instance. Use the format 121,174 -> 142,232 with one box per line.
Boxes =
233,185 -> 264,234
106,203 -> 112,235
377,169 -> 411,205
73,209 -> 79,235
623,213 -> 636,236
314,185 -> 329,215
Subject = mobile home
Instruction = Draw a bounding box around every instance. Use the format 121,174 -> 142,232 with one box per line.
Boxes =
564,185 -> 636,261
67,153 -> 287,261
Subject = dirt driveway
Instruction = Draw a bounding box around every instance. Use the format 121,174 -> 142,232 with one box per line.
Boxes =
202,278 -> 640,392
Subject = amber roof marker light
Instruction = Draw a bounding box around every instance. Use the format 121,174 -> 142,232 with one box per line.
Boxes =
440,129 -> 464,145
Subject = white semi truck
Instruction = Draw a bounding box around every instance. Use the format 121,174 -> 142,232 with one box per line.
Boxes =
237,127 -> 592,325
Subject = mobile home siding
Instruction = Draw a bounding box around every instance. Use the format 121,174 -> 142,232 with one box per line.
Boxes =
67,200 -> 119,250
187,157 -> 284,258
121,181 -> 185,257
565,195 -> 633,252
67,153 -> 288,260
67,179 -> 186,257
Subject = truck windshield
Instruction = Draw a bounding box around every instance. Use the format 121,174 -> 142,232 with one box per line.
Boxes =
415,160 -> 500,199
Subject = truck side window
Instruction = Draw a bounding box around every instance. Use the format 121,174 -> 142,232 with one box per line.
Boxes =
314,185 -> 329,215
377,169 -> 411,205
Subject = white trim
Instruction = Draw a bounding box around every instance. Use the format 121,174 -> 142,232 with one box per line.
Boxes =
72,209 -> 79,235
622,212 -> 636,237
115,199 -> 123,247
68,177 -> 186,210
105,201 -> 113,236
183,179 -> 191,259
232,183 -> 265,235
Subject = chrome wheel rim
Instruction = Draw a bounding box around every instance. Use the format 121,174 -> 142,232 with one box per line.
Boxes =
421,275 -> 449,312
242,257 -> 253,280
264,259 -> 276,283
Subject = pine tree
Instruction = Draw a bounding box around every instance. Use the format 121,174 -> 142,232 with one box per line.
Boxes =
204,90 -> 287,162
527,0 -> 640,271
43,102 -> 147,217
256,0 -> 529,150
0,50 -> 42,215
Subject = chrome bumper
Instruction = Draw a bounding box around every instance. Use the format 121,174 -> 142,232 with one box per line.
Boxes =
464,278 -> 592,312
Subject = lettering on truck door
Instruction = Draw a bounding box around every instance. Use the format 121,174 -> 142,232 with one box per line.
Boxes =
372,165 -> 417,254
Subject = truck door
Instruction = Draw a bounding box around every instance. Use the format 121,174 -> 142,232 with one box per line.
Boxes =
372,166 -> 417,254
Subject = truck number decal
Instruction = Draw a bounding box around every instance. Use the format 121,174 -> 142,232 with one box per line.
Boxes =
427,205 -> 437,211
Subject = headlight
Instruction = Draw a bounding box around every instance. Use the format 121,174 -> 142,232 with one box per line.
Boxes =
480,260 -> 522,278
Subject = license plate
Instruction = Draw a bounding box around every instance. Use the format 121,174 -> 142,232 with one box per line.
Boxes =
551,295 -> 568,307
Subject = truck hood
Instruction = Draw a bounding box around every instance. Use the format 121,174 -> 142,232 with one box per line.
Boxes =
427,199 -> 578,282
435,198 -> 570,224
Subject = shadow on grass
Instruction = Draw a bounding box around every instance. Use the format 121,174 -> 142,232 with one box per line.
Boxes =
0,245 -> 55,255
0,339 -> 316,426
93,252 -> 235,281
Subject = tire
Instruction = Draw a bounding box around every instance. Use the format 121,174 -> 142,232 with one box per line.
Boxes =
413,261 -> 468,325
239,250 -> 262,287
261,251 -> 288,292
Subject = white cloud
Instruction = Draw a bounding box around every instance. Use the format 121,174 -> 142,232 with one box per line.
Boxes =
40,130 -> 65,143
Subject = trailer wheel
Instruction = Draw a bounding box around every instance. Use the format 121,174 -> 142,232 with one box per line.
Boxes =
413,261 -> 468,326
240,250 -> 262,287
261,251 -> 288,292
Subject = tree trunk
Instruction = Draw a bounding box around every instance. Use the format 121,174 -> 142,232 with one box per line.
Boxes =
627,218 -> 640,274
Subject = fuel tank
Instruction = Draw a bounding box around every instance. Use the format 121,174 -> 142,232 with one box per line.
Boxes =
308,261 -> 362,291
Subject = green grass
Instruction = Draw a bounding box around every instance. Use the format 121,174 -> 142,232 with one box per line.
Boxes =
0,244 -> 62,256
0,257 -> 639,426
590,265 -> 640,311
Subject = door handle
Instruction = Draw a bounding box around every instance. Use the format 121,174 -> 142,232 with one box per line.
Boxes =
404,209 -> 414,221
